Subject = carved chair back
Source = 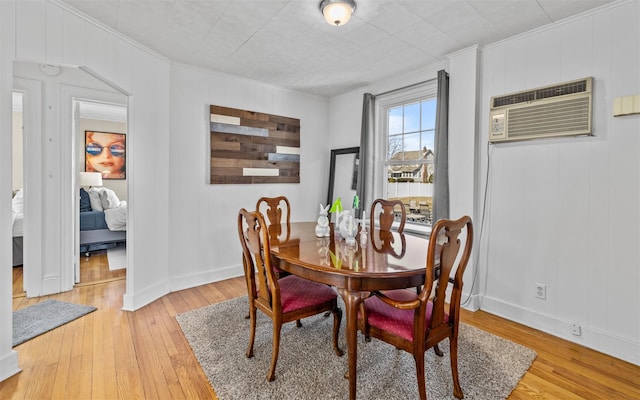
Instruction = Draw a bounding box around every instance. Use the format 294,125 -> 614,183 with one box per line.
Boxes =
370,198 -> 406,232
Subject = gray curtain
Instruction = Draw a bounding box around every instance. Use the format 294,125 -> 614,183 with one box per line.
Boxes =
356,93 -> 375,220
432,69 -> 450,222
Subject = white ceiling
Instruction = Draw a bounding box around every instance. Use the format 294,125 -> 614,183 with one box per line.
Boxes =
60,0 -> 617,98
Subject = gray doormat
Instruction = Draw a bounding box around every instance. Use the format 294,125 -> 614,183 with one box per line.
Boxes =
13,299 -> 97,347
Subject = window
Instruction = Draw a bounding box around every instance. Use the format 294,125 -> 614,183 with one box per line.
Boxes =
377,82 -> 437,228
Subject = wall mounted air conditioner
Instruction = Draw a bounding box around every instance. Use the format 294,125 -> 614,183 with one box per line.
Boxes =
489,77 -> 593,142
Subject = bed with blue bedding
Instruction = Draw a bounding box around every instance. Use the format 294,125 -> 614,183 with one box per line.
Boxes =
12,188 -> 126,263
80,210 -> 109,230
79,188 -> 126,256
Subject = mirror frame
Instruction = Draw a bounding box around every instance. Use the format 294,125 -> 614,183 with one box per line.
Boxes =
326,146 -> 360,208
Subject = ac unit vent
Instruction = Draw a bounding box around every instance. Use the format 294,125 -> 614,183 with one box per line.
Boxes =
489,77 -> 593,143
492,79 -> 590,108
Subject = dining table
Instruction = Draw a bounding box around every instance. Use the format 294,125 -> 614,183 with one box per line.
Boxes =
269,221 -> 431,400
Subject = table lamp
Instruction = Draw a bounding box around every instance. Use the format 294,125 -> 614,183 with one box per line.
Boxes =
79,171 -> 103,189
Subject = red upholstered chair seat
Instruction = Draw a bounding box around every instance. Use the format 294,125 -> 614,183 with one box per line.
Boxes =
363,289 -> 447,342
277,275 -> 338,313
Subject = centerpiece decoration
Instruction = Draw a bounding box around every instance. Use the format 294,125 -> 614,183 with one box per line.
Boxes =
331,195 -> 359,246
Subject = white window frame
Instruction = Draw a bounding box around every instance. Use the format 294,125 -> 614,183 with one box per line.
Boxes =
375,81 -> 437,236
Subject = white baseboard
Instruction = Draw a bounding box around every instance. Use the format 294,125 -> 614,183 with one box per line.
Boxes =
169,265 -> 244,293
480,295 -> 640,366
461,291 -> 482,312
122,279 -> 171,311
0,350 -> 20,383
121,264 -> 243,311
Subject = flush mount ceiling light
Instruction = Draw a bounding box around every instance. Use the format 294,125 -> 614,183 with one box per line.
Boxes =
320,0 -> 356,26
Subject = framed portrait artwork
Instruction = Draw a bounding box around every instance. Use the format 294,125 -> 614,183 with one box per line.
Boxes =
85,131 -> 126,179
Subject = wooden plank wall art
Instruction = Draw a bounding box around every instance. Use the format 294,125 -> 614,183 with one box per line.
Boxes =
210,105 -> 300,184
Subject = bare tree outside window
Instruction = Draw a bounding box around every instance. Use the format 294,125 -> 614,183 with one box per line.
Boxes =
388,135 -> 402,159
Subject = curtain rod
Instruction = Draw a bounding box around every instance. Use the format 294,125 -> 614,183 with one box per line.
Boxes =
373,77 -> 437,97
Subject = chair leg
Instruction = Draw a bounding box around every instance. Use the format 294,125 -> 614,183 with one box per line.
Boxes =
434,343 -> 443,357
450,337 -> 463,399
267,321 -> 282,382
295,319 -> 302,327
359,303 -> 371,342
246,307 -> 256,358
414,350 -> 427,400
331,305 -> 344,357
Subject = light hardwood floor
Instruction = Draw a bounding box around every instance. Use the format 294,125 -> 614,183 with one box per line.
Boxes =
3,261 -> 639,399
13,250 -> 126,299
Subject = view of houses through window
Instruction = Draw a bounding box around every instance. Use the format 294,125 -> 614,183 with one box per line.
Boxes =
384,96 -> 436,226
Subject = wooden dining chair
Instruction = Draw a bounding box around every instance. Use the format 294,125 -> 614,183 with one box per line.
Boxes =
369,197 -> 414,291
237,208 -> 344,382
370,198 -> 406,232
358,215 -> 473,400
256,196 -> 292,277
256,196 -> 290,236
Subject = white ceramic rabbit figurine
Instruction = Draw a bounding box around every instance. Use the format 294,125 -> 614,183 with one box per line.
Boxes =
315,204 -> 330,237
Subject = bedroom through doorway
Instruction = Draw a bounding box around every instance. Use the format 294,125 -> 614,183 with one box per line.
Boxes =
75,100 -> 128,286
11,91 -> 128,298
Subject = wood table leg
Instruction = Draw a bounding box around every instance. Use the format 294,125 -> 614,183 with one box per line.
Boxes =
338,288 -> 365,400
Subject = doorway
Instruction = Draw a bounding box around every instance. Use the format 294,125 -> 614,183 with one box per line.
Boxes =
13,61 -> 129,297
75,100 -> 127,286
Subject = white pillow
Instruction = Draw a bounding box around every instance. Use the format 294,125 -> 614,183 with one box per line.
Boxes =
12,189 -> 24,214
100,188 -> 121,210
87,187 -> 104,211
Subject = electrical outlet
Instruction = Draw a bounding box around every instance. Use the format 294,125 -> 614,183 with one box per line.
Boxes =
535,283 -> 546,299
571,323 -> 582,336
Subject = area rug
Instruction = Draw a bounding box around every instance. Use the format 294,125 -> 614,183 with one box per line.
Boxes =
107,243 -> 126,270
13,299 -> 97,347
177,296 -> 536,400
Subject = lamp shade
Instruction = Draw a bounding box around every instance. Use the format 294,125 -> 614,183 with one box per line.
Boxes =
320,0 -> 355,26
79,171 -> 103,187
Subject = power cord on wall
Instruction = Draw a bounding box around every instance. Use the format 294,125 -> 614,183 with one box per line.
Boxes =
462,141 -> 493,308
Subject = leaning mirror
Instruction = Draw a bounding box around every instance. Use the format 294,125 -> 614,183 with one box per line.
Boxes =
326,147 -> 360,220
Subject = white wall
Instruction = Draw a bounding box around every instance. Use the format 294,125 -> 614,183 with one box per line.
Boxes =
477,1 -> 639,365
1,0 -> 171,381
327,1 -> 639,366
167,63 -> 330,291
